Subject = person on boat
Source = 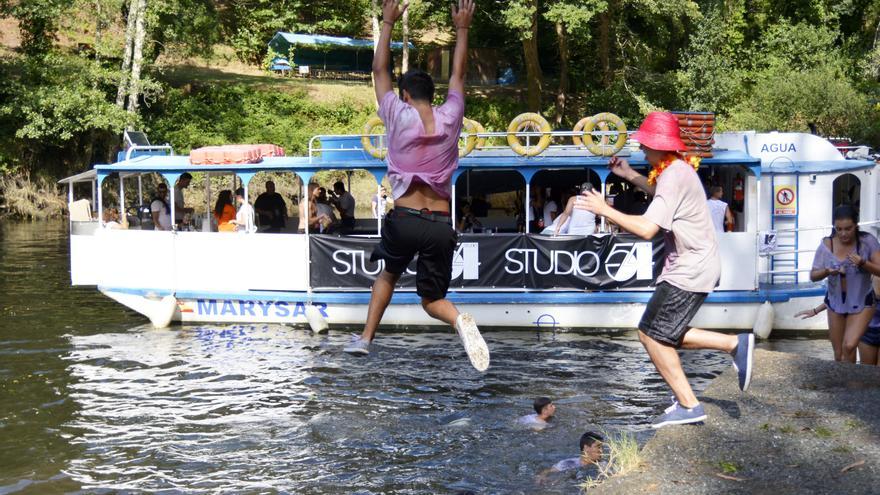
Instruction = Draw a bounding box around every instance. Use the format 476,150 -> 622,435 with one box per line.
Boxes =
542,187 -> 559,228
150,183 -> 172,231
174,172 -> 194,226
316,187 -> 339,232
343,0 -> 490,372
214,190 -> 237,232
807,205 -> 880,362
298,183 -> 332,233
330,181 -> 356,231
102,208 -> 126,229
372,186 -> 389,219
796,276 -> 880,365
254,180 -> 287,233
706,186 -> 734,233
470,193 -> 490,217
554,182 -> 597,236
517,397 -> 556,430
577,111 -> 755,428
230,187 -> 256,233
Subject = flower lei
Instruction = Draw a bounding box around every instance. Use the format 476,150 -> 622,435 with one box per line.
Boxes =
647,154 -> 701,186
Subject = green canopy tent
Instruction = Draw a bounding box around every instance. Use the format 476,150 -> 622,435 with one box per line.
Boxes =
268,32 -> 413,73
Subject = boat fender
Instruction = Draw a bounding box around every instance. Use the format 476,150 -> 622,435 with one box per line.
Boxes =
361,116 -> 387,159
506,113 -> 552,157
305,303 -> 329,334
753,301 -> 774,339
572,117 -> 608,148
459,118 -> 479,158
585,112 -> 627,156
148,295 -> 177,328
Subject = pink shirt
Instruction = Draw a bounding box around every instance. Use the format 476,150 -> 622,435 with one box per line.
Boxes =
644,160 -> 721,293
378,90 -> 465,200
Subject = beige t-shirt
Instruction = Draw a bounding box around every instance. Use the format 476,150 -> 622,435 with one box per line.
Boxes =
644,160 -> 721,293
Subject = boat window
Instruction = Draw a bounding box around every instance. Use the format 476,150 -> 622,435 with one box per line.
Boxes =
698,165 -> 751,233
250,171 -> 302,234
306,169 -> 385,235
529,169 -> 600,233
832,173 -> 860,214
455,169 -> 525,233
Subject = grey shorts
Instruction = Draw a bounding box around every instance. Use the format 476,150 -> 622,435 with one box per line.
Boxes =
639,282 -> 707,347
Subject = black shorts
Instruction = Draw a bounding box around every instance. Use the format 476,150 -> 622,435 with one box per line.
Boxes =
639,282 -> 707,347
370,209 -> 457,300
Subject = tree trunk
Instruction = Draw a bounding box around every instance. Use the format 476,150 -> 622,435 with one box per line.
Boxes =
555,21 -> 569,125
402,6 -> 409,73
116,0 -> 137,108
597,6 -> 612,87
370,0 -> 380,97
127,0 -> 147,115
522,0 -> 543,111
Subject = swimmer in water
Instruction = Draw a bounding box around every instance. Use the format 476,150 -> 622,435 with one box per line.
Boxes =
516,397 -> 555,430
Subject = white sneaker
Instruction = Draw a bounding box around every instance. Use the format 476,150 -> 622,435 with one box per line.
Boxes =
344,334 -> 370,356
454,313 -> 490,372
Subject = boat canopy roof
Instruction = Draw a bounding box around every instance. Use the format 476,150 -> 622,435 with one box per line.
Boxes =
89,148 -> 763,184
62,131 -> 877,185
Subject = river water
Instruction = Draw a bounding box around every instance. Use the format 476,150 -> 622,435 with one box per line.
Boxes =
0,221 -> 833,494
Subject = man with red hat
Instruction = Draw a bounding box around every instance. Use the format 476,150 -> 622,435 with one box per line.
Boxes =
578,111 -> 755,428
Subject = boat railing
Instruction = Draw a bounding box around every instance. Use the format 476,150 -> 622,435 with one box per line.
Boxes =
123,144 -> 174,162
758,220 -> 880,277
307,129 -> 638,162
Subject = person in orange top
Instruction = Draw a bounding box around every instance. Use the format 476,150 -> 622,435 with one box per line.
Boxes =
214,190 -> 236,232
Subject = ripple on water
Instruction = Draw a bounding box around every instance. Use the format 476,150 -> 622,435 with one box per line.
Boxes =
53,325 -> 739,493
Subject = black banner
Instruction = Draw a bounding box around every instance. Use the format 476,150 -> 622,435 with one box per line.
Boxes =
309,234 -> 665,290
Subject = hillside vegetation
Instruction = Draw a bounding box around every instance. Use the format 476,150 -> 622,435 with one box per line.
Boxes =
0,0 -> 878,217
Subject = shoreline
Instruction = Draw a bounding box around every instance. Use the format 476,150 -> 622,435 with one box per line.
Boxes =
594,349 -> 880,494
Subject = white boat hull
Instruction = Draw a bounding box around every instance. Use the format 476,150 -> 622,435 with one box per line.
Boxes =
102,289 -> 827,332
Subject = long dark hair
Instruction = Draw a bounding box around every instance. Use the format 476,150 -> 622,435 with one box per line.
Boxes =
830,204 -> 863,251
214,190 -> 233,217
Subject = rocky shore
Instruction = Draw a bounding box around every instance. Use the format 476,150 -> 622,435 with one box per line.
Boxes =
595,349 -> 880,495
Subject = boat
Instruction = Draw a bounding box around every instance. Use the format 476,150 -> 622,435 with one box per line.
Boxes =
59,122 -> 880,332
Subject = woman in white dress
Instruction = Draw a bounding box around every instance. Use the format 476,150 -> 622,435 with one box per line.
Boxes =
553,182 -> 597,236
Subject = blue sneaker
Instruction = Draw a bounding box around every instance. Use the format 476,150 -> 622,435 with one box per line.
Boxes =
651,402 -> 706,429
731,333 -> 754,392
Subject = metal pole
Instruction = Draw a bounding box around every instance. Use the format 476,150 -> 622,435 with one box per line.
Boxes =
137,175 -> 143,206
97,179 -> 103,226
451,184 -> 457,231
376,183 -> 382,236
525,182 -> 531,234
119,174 -> 125,214
169,178 -> 176,231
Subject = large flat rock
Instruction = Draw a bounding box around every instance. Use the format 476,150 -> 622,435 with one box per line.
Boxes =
595,349 -> 880,495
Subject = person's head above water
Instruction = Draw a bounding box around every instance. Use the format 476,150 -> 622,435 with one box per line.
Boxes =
398,69 -> 435,104
533,397 -> 556,419
579,431 -> 604,463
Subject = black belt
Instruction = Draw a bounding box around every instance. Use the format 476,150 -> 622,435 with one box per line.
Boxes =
391,207 -> 451,223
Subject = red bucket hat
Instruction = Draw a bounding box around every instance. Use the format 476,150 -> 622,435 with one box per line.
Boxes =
632,112 -> 686,152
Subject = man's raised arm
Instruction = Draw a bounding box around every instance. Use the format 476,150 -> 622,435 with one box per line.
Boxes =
448,0 -> 475,95
373,0 -> 408,102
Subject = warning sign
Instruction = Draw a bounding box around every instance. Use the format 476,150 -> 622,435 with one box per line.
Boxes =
774,185 -> 797,216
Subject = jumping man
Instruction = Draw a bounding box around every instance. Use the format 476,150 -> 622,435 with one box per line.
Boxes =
344,0 -> 490,372
579,112 -> 755,427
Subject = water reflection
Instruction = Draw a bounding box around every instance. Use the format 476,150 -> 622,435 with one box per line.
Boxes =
62,325 -> 735,493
